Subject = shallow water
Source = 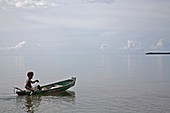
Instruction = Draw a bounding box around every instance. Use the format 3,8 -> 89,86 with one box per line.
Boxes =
0,55 -> 170,113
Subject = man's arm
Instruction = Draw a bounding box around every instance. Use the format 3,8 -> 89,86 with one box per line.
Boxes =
31,80 -> 39,83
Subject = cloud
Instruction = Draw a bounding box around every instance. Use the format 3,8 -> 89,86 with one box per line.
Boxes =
82,0 -> 114,4
0,41 -> 27,51
123,39 -> 142,49
151,39 -> 170,50
99,43 -> 109,50
3,0 -> 57,9
14,41 -> 27,49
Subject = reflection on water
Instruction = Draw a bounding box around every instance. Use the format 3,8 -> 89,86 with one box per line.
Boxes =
25,95 -> 41,112
16,91 -> 75,113
16,95 -> 42,113
15,56 -> 26,72
126,55 -> 170,82
127,55 -> 163,73
0,56 -> 26,74
156,56 -> 164,76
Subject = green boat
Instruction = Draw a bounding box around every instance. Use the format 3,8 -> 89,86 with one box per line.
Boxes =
14,77 -> 76,96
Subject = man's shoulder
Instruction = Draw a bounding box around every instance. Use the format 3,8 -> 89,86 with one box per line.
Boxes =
26,79 -> 31,82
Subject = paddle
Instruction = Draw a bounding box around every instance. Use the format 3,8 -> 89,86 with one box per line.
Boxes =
13,86 -> 23,94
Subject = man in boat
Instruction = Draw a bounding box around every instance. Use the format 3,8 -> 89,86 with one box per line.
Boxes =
25,71 -> 41,92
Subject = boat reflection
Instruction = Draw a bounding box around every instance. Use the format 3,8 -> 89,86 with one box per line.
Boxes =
16,91 -> 75,113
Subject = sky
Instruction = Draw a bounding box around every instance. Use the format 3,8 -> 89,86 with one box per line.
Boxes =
0,0 -> 170,55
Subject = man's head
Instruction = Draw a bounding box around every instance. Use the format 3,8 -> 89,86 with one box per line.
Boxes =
27,71 -> 34,79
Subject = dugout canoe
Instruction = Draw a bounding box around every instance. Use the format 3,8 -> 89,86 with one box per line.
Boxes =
14,77 -> 76,96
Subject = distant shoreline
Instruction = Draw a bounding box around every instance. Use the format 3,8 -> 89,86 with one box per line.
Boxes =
145,52 -> 170,55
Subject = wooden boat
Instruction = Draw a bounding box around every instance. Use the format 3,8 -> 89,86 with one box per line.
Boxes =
14,77 -> 76,96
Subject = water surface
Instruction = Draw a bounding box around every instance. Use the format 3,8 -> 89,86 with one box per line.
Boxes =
0,55 -> 170,113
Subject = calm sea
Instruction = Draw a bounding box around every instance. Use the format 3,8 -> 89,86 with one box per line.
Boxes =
0,54 -> 170,113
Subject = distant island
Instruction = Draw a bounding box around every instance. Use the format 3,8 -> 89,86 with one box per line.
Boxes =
145,51 -> 170,55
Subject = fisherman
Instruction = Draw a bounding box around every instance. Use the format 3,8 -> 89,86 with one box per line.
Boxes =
25,71 -> 41,92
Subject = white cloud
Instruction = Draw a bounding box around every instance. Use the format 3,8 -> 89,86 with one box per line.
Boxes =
151,39 -> 170,50
99,43 -> 109,50
0,41 -> 27,51
3,0 -> 57,9
14,41 -> 27,49
123,39 -> 142,49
